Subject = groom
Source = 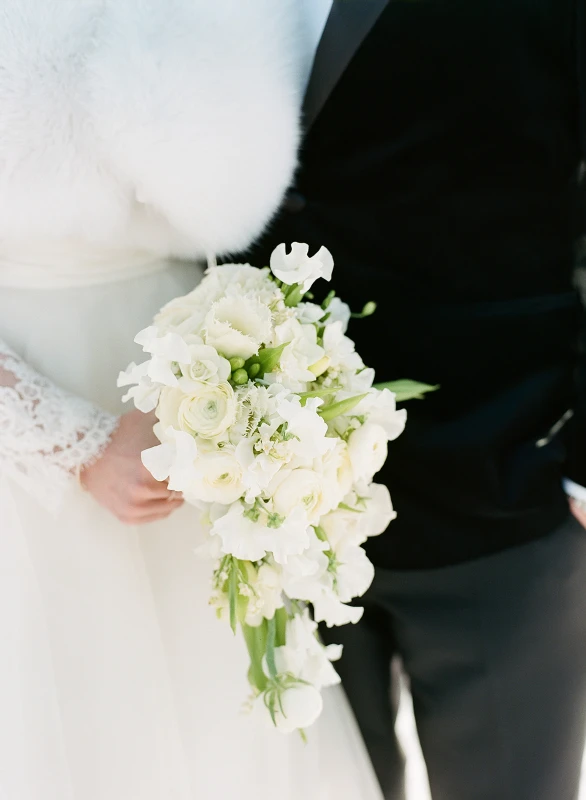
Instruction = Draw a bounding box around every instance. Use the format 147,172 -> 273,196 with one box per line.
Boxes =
251,1 -> 586,798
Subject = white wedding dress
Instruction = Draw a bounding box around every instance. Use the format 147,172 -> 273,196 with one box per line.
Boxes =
0,2 -> 383,799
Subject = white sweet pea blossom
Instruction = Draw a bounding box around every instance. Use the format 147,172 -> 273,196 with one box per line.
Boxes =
211,502 -> 311,564
311,591 -> 365,628
270,243 -> 334,292
274,612 -> 341,691
117,360 -> 160,412
322,321 -> 364,374
141,427 -> 198,492
347,422 -> 389,483
271,685 -> 324,734
275,394 -> 334,460
204,296 -> 273,359
271,318 -> 325,389
323,297 -> 351,332
352,388 -> 407,441
134,326 -> 191,386
358,482 -> 397,537
244,564 -> 285,627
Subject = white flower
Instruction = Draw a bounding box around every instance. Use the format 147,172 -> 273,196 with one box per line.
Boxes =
311,592 -> 364,628
245,564 -> 285,627
204,296 -> 273,359
353,388 -> 407,441
270,243 -> 334,292
295,302 -> 325,325
312,440 -> 354,517
275,394 -> 334,460
270,468 -> 325,522
274,612 -> 341,691
189,441 -> 253,505
271,318 -> 325,388
359,482 -> 396,537
134,326 -> 192,386
157,383 -> 237,439
272,685 -> 324,733
347,422 -> 388,483
154,295 -> 207,336
332,543 -> 374,603
322,321 -> 363,373
209,264 -> 281,307
118,360 -> 161,412
323,297 -> 351,332
211,502 -> 311,564
141,428 -> 198,493
178,338 -> 231,387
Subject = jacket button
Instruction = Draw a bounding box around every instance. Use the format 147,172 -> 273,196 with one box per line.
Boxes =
283,190 -> 307,214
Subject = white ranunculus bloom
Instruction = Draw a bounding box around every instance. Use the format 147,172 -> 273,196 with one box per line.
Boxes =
178,338 -> 231,387
177,382 -> 237,439
270,242 -> 334,292
189,441 -> 253,505
204,296 -> 273,359
270,468 -> 325,522
211,503 -> 311,564
347,422 -> 389,483
353,388 -> 407,441
272,685 -> 324,734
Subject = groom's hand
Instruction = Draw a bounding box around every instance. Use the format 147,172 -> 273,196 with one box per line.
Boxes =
80,409 -> 184,525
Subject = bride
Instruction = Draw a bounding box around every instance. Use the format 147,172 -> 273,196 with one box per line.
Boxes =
0,1 -> 383,799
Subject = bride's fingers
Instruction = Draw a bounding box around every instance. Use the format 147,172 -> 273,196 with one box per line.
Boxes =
117,497 -> 184,525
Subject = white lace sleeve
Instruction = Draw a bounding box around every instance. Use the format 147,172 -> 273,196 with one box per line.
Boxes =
0,340 -> 119,510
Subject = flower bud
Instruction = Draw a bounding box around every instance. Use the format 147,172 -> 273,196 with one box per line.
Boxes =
308,355 -> 331,377
232,368 -> 249,386
230,357 -> 246,371
248,363 -> 261,379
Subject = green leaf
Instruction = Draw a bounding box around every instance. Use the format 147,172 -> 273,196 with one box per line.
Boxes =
265,617 -> 278,680
374,380 -> 439,402
242,621 -> 268,693
318,393 -> 368,422
298,387 -> 339,406
275,607 -> 288,648
255,343 -> 288,377
229,559 -> 238,635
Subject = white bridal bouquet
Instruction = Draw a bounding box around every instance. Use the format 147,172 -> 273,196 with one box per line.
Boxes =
119,243 -> 434,734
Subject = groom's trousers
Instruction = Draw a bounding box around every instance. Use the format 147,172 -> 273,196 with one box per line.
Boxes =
326,516 -> 586,800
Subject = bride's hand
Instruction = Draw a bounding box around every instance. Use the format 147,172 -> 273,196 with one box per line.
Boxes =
80,409 -> 184,524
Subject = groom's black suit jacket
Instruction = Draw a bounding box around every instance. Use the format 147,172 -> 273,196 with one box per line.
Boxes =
249,0 -> 586,568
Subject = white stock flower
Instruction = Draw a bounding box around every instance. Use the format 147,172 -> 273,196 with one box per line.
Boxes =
211,502 -> 311,564
178,338 -> 231,387
272,685 -> 324,734
270,243 -> 334,291
347,422 -> 388,483
204,296 -> 272,359
157,383 -> 237,440
189,441 -> 253,505
244,564 -> 285,627
353,388 -> 407,441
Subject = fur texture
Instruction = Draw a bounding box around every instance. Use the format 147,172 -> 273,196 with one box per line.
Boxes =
0,0 -> 303,258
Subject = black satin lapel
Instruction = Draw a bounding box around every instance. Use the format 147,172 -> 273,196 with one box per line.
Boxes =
303,0 -> 390,132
